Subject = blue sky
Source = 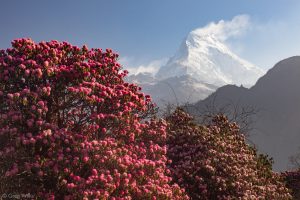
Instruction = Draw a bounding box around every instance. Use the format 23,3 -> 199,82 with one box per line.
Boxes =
1,0 -> 300,70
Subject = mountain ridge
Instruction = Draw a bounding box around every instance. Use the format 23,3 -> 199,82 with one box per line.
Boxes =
188,56 -> 300,171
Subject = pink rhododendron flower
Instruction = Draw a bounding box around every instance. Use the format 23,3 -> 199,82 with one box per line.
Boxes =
0,38 -> 187,199
166,108 -> 291,199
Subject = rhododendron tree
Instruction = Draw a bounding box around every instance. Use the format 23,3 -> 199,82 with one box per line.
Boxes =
0,38 -> 188,199
282,169 -> 300,199
166,108 -> 292,199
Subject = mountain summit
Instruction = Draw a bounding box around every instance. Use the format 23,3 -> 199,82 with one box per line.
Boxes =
156,29 -> 264,87
126,27 -> 265,107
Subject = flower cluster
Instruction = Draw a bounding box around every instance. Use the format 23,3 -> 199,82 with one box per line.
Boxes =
166,108 -> 292,199
0,39 -> 188,199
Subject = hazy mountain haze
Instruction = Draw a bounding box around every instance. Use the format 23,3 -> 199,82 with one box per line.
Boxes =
188,56 -> 300,171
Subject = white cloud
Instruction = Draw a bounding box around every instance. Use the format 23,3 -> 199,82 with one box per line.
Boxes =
192,15 -> 251,41
119,56 -> 168,75
191,11 -> 300,70
227,11 -> 300,69
119,15 -> 252,76
121,8 -> 300,74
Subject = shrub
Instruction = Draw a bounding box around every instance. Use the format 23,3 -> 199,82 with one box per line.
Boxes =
166,108 -> 291,199
282,169 -> 300,199
0,38 -> 188,199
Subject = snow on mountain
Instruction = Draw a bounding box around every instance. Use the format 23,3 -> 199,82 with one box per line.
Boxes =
156,29 -> 265,87
125,72 -> 156,85
125,23 -> 265,107
126,73 -> 218,107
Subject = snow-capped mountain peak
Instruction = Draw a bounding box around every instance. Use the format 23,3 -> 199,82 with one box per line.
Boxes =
156,30 -> 265,87
126,26 -> 266,107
